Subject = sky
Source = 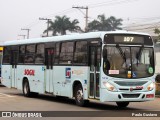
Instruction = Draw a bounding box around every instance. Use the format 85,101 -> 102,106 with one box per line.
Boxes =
0,0 -> 160,43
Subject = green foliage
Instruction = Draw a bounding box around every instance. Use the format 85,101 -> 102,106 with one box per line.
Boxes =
44,15 -> 82,36
43,14 -> 123,36
88,14 -> 123,31
155,28 -> 160,34
154,28 -> 160,42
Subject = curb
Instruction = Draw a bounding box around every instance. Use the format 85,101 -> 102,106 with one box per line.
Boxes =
155,95 -> 160,98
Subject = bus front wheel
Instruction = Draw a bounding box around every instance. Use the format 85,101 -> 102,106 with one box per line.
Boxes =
75,84 -> 88,106
23,80 -> 31,97
116,102 -> 129,108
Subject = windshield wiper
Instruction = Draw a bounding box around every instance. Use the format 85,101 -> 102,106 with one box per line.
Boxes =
136,45 -> 144,60
116,44 -> 126,62
136,45 -> 144,65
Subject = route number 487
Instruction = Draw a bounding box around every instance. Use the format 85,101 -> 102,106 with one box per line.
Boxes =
124,37 -> 134,42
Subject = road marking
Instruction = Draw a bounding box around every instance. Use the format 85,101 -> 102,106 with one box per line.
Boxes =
0,93 -> 15,98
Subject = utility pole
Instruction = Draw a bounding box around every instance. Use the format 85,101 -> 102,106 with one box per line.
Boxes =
39,18 -> 51,37
21,28 -> 30,39
72,6 -> 88,32
18,35 -> 26,39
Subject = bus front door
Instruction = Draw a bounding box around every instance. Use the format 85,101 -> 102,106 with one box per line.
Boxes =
11,51 -> 18,88
45,48 -> 54,93
89,46 -> 101,99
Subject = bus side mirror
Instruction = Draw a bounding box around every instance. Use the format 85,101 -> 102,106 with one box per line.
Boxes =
103,48 -> 107,58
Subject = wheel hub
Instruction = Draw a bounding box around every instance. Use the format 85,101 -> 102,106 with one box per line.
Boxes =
77,90 -> 83,102
24,83 -> 28,94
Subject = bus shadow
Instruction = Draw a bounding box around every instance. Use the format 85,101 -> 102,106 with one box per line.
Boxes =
29,94 -> 144,111
0,84 -> 6,87
86,101 -> 143,111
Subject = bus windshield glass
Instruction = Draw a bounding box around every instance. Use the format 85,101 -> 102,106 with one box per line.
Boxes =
103,45 -> 154,78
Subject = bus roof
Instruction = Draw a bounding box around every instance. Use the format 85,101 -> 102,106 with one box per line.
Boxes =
3,31 -> 150,46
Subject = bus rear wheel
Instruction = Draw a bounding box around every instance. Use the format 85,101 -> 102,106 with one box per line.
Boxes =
116,102 -> 129,108
75,84 -> 88,106
23,80 -> 31,97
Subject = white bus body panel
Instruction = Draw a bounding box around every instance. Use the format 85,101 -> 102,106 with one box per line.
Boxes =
52,66 -> 89,99
11,67 -> 17,88
45,68 -> 54,93
2,65 -> 89,99
16,65 -> 45,93
1,65 -> 11,88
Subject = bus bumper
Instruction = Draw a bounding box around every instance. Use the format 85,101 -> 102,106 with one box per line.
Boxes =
100,88 -> 155,102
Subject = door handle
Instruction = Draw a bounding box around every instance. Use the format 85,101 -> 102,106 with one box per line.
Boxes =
57,82 -> 60,84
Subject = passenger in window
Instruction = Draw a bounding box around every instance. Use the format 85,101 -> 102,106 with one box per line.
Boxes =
25,56 -> 33,63
35,54 -> 44,63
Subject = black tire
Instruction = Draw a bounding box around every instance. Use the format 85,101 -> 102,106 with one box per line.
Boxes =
116,102 -> 129,108
31,92 -> 39,97
75,84 -> 88,106
23,80 -> 31,97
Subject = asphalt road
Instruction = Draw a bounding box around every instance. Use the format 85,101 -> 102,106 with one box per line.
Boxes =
0,84 -> 160,120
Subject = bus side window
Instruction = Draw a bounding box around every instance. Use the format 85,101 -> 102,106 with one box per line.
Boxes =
3,46 -> 11,64
59,42 -> 74,64
19,45 -> 25,64
54,43 -> 60,64
24,44 -> 35,64
73,41 -> 87,65
35,44 -> 44,64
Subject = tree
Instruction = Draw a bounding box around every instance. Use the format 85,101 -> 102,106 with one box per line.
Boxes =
88,14 -> 123,31
107,16 -> 123,31
44,15 -> 82,36
154,28 -> 160,43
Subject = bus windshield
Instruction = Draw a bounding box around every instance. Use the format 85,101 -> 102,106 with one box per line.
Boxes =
103,45 -> 154,78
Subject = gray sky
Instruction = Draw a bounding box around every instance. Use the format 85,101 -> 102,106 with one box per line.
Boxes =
0,0 -> 160,42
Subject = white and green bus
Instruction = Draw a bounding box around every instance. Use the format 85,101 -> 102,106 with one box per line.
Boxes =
1,31 -> 155,108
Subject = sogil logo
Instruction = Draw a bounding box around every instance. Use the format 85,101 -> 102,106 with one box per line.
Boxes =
66,68 -> 71,79
24,69 -> 35,76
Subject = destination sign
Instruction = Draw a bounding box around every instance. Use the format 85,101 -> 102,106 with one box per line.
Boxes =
114,36 -> 144,44
104,34 -> 153,45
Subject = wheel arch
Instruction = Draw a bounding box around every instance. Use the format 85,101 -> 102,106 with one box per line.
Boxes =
72,80 -> 83,97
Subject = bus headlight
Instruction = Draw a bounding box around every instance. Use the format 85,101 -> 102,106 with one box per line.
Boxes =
147,82 -> 155,91
103,82 -> 117,92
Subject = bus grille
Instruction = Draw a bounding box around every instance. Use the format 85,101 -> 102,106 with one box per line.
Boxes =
114,81 -> 147,86
119,88 -> 143,91
122,94 -> 140,98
